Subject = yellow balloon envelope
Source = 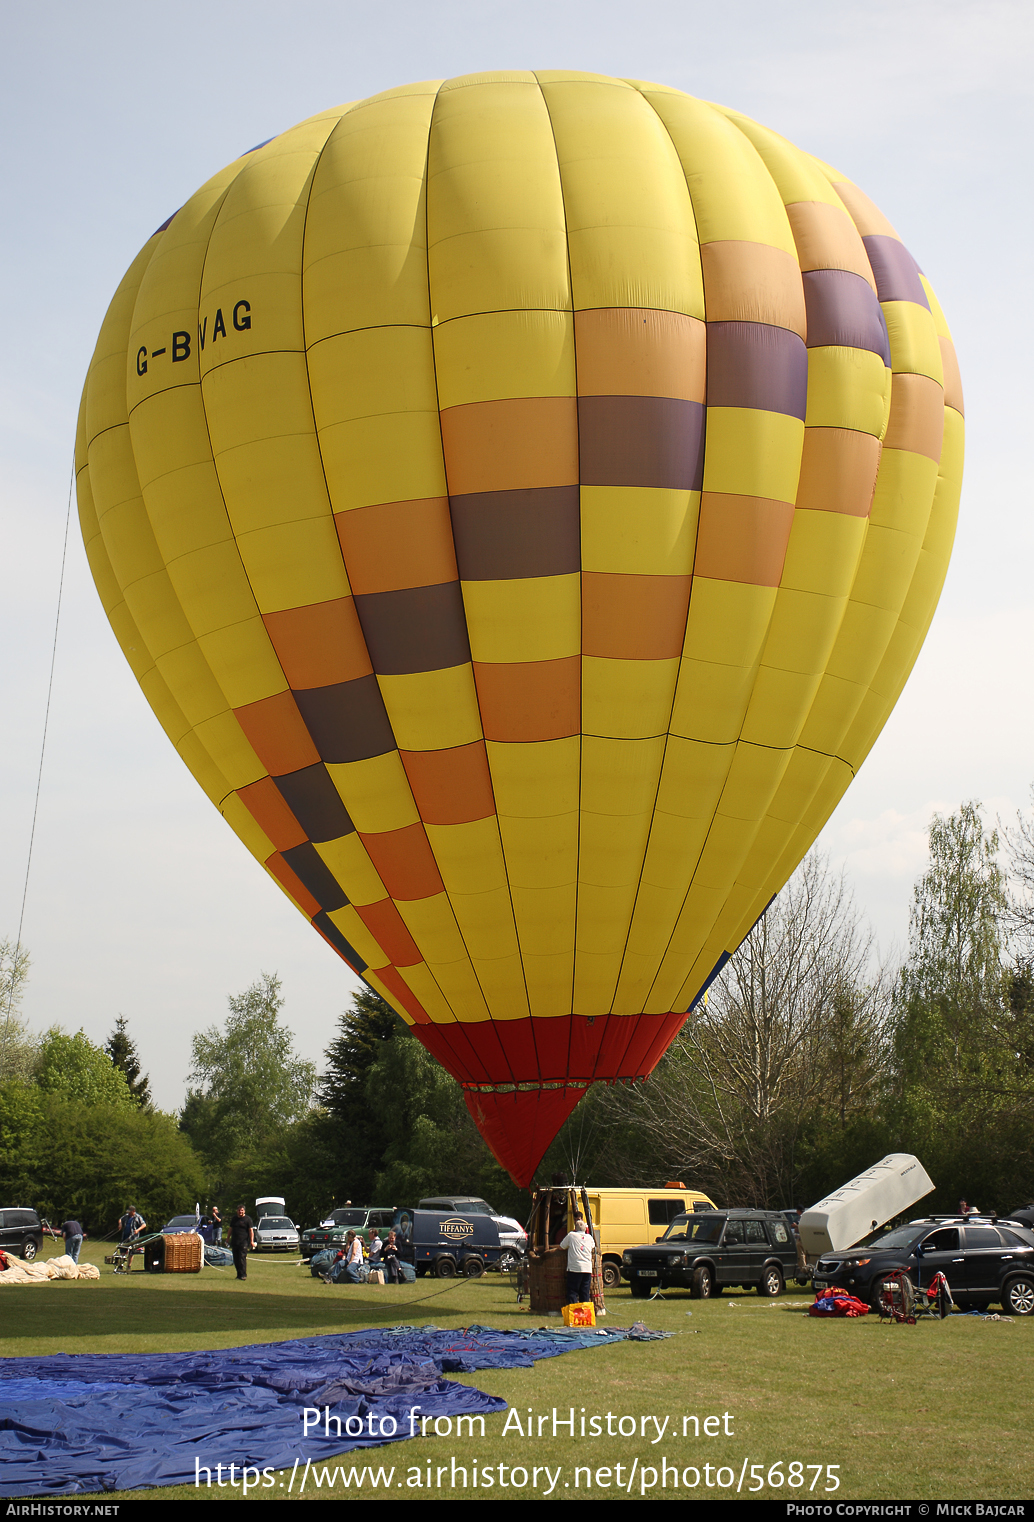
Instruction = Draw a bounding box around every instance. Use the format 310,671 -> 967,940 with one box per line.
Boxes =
76,73 -> 963,1183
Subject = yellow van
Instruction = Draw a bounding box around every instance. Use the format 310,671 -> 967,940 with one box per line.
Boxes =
529,1184 -> 716,1289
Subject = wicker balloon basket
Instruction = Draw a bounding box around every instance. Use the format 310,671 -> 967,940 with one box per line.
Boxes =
162,1233 -> 202,1273
527,1185 -> 606,1315
529,1253 -> 605,1315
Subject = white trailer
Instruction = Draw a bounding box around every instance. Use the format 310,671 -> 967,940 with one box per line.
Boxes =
800,1154 -> 934,1256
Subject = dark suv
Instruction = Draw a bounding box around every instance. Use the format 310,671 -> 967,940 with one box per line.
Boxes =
621,1209 -> 799,1299
1,1207 -> 44,1261
812,1217 -> 1034,1315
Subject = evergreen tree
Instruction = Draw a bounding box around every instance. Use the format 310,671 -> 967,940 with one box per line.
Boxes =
319,988 -> 400,1118
104,1015 -> 151,1107
304,989 -> 405,1208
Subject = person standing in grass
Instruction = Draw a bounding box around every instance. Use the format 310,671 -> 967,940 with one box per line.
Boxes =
229,1205 -> 255,1281
59,1218 -> 86,1263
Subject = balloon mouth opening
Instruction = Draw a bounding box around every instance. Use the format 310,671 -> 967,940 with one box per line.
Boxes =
462,1083 -> 591,1187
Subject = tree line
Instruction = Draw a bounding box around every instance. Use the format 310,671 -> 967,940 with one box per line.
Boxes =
3,798 -> 1034,1234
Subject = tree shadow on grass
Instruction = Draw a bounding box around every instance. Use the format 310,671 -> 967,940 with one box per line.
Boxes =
0,1278 -> 492,1344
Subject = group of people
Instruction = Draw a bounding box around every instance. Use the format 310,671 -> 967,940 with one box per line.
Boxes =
113,1202 -> 253,1277
320,1228 -> 404,1284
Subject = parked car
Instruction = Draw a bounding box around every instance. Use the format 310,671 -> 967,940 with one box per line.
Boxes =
1008,1204 -> 1034,1232
0,1207 -> 44,1262
161,1214 -> 200,1234
300,1206 -> 396,1260
418,1196 -> 527,1269
254,1215 -> 300,1252
812,1216 -> 1034,1314
621,1209 -> 799,1299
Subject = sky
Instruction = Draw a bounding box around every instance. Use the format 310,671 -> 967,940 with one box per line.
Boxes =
2,0 -> 1031,1112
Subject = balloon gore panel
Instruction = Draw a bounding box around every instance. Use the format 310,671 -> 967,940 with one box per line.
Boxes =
76,74 -> 963,1184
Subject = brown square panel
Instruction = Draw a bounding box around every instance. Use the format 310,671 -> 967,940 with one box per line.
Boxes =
796,428 -> 881,517
883,372 -> 945,463
861,235 -> 930,308
359,821 -> 446,900
582,571 -> 691,660
237,775 -> 306,852
440,397 -> 579,496
354,897 -> 423,967
312,910 -> 368,974
450,486 -> 580,581
280,842 -> 349,911
354,581 -> 471,676
265,850 -> 321,918
474,655 -> 580,741
400,740 -> 497,825
292,674 -> 396,763
801,270 -> 890,363
578,396 -> 705,490
234,690 -> 320,775
273,763 -> 355,842
262,597 -> 372,689
574,308 -> 706,400
335,497 -> 459,594
706,322 -> 808,420
694,493 -> 796,586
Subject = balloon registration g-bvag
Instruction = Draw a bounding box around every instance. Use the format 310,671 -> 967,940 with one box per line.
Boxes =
76,72 -> 963,1184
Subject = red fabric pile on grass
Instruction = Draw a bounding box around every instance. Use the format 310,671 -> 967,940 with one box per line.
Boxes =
809,1287 -> 870,1317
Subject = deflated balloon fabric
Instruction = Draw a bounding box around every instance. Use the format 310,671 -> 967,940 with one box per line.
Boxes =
0,1324 -> 661,1495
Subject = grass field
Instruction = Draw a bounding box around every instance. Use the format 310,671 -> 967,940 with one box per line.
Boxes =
2,1239 -> 1031,1501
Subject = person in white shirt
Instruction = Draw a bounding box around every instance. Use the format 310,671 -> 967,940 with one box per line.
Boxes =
551,1215 -> 595,1307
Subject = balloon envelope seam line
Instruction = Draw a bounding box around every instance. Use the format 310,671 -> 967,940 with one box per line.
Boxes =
535,70 -> 583,1073
423,78 -> 524,1082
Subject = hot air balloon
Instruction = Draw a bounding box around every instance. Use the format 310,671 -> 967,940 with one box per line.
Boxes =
76,72 -> 963,1185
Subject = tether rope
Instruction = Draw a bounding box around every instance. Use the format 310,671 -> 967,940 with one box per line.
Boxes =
0,463 -> 75,1071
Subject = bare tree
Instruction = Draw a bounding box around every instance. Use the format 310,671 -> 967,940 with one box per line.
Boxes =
1004,787 -> 1034,960
0,938 -> 34,1083
595,855 -> 888,1204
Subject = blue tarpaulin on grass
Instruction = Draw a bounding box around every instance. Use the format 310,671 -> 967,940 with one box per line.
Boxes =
0,1324 -> 657,1496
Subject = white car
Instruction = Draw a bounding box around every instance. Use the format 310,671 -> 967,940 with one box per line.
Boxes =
253,1215 -> 300,1252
